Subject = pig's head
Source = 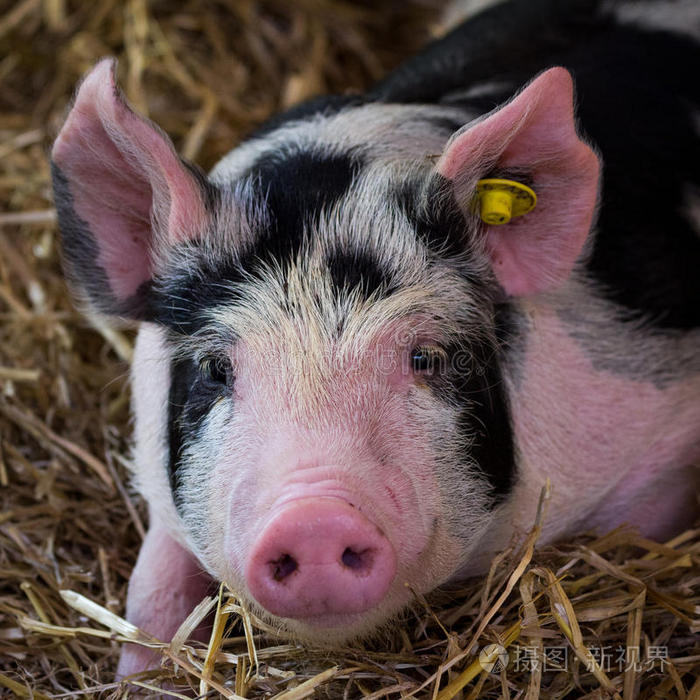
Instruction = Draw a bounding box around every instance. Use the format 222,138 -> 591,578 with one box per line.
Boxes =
52,59 -> 599,642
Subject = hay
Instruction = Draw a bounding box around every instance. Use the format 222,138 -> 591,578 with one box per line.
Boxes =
0,0 -> 698,697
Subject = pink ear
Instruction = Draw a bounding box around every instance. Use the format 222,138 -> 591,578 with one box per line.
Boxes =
437,68 -> 600,297
51,58 -> 209,316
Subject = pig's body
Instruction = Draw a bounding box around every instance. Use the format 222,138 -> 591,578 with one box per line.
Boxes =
51,0 -> 699,677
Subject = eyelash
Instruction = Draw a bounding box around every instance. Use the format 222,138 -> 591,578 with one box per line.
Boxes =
411,346 -> 446,375
198,356 -> 233,387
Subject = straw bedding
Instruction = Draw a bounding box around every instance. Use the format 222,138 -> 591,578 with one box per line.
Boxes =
0,1 -> 698,697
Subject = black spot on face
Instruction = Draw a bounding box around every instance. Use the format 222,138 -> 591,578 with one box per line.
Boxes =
390,173 -> 514,499
244,149 -> 364,263
427,339 -> 515,501
151,149 -> 367,335
393,175 -> 473,261
464,345 -> 515,499
150,252 -> 244,336
326,249 -> 394,300
494,302 -> 527,387
167,354 -> 232,504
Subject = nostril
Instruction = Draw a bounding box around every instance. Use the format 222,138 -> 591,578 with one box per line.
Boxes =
271,553 -> 298,581
341,547 -> 373,572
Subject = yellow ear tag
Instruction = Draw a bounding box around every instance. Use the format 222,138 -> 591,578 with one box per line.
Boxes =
474,178 -> 537,225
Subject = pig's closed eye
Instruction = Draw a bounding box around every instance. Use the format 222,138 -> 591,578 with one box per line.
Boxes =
198,356 -> 233,388
411,346 -> 446,375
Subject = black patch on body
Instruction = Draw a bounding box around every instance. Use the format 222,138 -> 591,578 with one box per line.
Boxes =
570,31 -> 700,329
167,355 -> 230,502
369,0 -> 601,104
372,0 -> 700,329
423,115 -> 471,135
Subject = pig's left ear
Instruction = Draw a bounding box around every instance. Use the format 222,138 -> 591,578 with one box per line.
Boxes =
437,67 -> 600,297
51,58 -> 211,320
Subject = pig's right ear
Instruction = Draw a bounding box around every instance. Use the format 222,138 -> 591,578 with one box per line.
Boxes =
51,58 -> 211,320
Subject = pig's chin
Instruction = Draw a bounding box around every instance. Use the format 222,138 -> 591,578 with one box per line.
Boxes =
246,597 -> 412,647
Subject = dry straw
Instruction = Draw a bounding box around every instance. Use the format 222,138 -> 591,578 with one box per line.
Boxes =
0,0 -> 698,697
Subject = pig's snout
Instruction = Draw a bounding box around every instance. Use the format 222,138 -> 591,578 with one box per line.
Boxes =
245,498 -> 397,621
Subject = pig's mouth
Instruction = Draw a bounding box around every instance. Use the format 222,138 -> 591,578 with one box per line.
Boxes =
246,594 -> 414,640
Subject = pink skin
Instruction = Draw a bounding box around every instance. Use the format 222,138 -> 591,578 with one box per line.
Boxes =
116,521 -> 213,681
505,299 -> 700,543
246,498 -> 397,620
124,317 -> 463,673
218,322 -> 457,624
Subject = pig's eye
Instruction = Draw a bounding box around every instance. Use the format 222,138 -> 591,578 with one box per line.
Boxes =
198,356 -> 232,387
411,346 -> 446,375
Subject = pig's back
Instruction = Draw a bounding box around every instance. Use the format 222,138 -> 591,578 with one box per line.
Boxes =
371,0 -> 700,331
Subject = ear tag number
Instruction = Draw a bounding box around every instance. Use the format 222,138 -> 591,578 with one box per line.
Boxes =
474,178 -> 537,225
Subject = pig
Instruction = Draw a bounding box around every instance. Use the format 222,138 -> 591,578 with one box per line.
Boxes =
51,0 -> 700,678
